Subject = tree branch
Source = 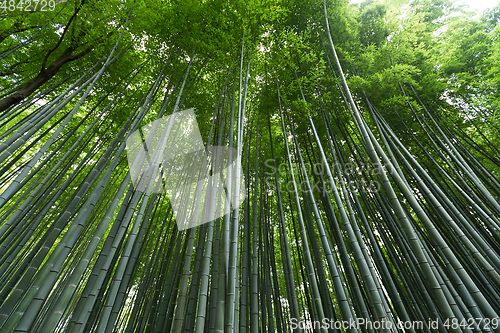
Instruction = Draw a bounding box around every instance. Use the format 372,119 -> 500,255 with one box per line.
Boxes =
41,0 -> 86,71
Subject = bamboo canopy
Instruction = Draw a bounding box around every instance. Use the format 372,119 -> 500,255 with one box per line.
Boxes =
0,0 -> 499,332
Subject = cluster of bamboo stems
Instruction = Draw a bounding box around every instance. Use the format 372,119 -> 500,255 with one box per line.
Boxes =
0,1 -> 499,332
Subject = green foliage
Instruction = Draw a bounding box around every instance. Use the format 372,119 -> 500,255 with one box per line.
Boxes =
1,0 -> 500,331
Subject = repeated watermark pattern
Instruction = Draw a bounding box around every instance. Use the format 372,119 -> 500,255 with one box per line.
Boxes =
264,158 -> 387,194
290,317 -> 499,331
290,318 -> 440,331
124,109 -> 397,229
125,109 -> 246,230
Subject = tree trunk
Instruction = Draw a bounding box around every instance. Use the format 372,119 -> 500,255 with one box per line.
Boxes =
0,46 -> 90,112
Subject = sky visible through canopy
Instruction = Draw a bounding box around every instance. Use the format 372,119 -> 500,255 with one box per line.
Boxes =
351,0 -> 498,13
457,0 -> 498,12
1,0 -> 499,331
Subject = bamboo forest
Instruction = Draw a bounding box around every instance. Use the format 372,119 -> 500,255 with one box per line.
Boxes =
1,0 -> 500,332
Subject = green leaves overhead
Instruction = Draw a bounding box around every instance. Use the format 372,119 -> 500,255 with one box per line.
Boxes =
0,0 -> 499,332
